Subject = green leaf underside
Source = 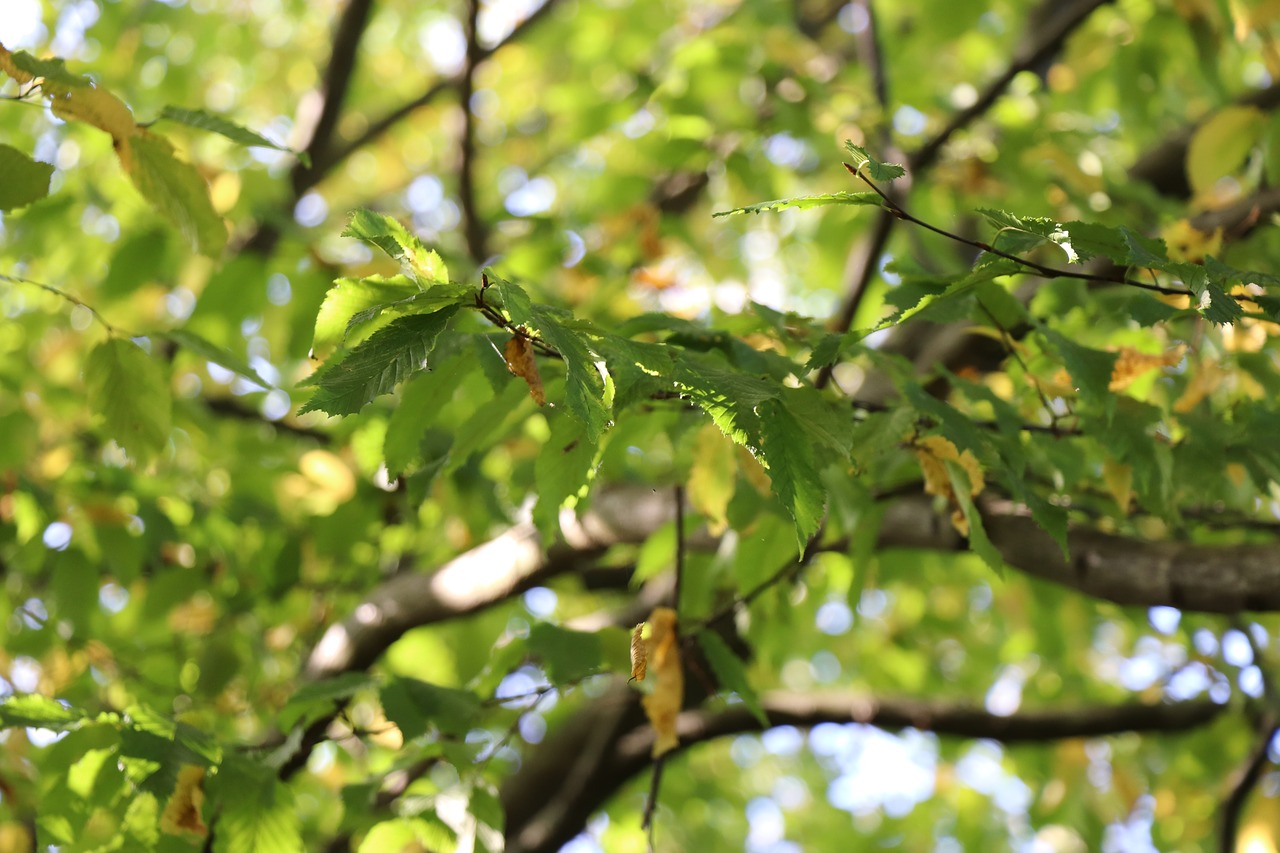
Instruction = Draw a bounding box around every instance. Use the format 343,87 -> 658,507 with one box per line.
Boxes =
124,133 -> 227,256
163,328 -> 271,387
343,209 -> 449,284
85,338 -> 172,462
299,306 -> 458,416
713,191 -> 882,217
380,678 -> 480,739
697,632 -> 769,727
157,106 -> 295,156
0,144 -> 54,211
757,398 -> 825,549
528,623 -> 604,683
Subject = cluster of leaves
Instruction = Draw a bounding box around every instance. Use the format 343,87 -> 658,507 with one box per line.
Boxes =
7,4 -> 1280,851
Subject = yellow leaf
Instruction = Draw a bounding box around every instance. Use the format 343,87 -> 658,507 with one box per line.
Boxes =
630,623 -> 648,682
1102,458 -> 1133,513
914,435 -> 984,536
640,607 -> 683,758
504,335 -> 545,405
1109,345 -> 1185,391
1161,219 -> 1222,263
48,83 -> 136,142
687,422 -> 736,535
0,44 -> 32,83
1186,105 -> 1265,197
160,765 -> 207,837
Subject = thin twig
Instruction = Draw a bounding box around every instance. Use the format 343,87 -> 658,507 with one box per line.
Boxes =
0,273 -> 121,335
316,0 -> 565,182
845,163 -> 1196,297
908,0 -> 1110,174
1218,714 -> 1279,853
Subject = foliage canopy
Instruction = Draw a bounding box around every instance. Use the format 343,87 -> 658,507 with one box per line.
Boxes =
5,1 -> 1280,851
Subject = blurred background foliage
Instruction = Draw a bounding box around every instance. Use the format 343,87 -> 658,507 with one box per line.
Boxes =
4,0 -> 1280,851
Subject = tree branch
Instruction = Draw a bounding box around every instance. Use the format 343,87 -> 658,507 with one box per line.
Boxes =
293,0 -> 376,196
504,686 -> 1223,853
457,0 -> 488,263
316,0 -> 564,182
908,0 -> 1111,174
1218,716 -> 1279,853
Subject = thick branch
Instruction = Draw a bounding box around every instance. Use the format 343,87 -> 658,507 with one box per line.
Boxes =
504,685 -> 1223,853
986,512 -> 1280,613
304,485 -> 681,678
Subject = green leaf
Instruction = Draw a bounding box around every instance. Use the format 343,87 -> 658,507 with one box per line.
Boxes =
976,208 -> 1062,256
844,141 -> 906,181
0,144 -> 53,211
209,757 -> 301,853
162,328 -> 271,387
1190,277 -> 1244,326
312,275 -> 419,358
712,191 -> 881,217
697,632 -> 768,727
359,817 -> 457,853
757,398 -> 825,549
380,677 -> 481,739
1118,227 -> 1168,269
1,50 -> 91,87
85,338 -> 172,462
946,459 -> 1004,574
533,416 -> 597,537
156,106 -> 303,163
527,622 -> 604,683
1042,330 -> 1118,408
122,132 -> 226,256
0,694 -> 86,731
278,673 -> 376,731
299,307 -> 458,416
530,312 -> 610,440
383,355 -> 471,477
1186,105 -> 1265,195
344,282 -> 476,341
343,209 -> 449,284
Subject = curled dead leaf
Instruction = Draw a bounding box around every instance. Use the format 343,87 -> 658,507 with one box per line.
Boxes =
630,623 -> 648,682
504,334 -> 546,405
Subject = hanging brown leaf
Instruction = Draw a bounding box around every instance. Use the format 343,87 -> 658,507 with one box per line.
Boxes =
630,622 -> 648,682
504,334 -> 546,405
640,606 -> 683,758
160,765 -> 208,837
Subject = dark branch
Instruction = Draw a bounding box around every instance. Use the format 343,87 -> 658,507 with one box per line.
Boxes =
457,0 -> 488,263
1218,716 -> 1279,853
909,0 -> 1112,173
293,0 -> 376,196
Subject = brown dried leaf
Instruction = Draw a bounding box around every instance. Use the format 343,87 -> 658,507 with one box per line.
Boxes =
640,606 -> 683,758
504,335 -> 546,405
630,623 -> 648,682
160,765 -> 207,837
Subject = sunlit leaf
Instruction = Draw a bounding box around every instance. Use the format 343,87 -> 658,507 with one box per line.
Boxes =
120,132 -> 226,256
